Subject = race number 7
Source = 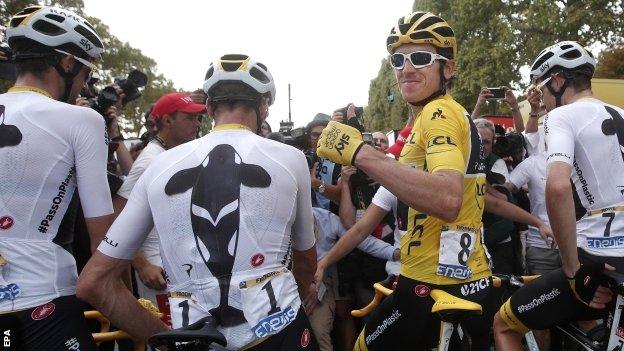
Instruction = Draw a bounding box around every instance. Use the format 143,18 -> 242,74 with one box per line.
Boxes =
603,212 -> 615,237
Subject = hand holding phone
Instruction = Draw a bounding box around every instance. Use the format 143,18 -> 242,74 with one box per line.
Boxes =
486,87 -> 505,99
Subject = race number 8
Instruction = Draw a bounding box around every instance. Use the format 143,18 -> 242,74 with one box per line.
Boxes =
458,233 -> 472,265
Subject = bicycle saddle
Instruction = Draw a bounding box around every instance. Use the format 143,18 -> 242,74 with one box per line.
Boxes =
148,316 -> 227,349
430,289 -> 482,316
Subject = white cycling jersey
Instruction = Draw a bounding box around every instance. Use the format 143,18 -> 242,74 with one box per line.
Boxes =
98,125 -> 315,350
0,89 -> 113,312
371,186 -> 402,276
545,98 -> 624,256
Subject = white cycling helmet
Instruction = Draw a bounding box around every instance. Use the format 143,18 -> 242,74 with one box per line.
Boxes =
6,6 -> 104,65
203,54 -> 276,106
529,41 -> 595,82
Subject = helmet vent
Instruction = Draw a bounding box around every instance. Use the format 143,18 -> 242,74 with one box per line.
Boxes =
560,44 -> 574,50
433,26 -> 454,37
562,49 -> 582,60
257,62 -> 267,71
222,54 -> 248,61
419,16 -> 443,29
74,25 -> 103,48
250,67 -> 270,83
45,14 -> 65,23
204,66 -> 214,80
222,62 -> 243,72
33,20 -> 66,36
409,31 -> 434,41
531,52 -> 554,71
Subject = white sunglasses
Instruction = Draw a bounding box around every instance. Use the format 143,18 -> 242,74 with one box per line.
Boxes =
54,49 -> 98,71
390,51 -> 448,70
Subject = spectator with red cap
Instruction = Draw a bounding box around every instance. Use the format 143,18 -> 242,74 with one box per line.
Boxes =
111,92 -> 205,322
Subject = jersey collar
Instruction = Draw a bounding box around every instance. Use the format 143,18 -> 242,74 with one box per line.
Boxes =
212,123 -> 252,132
8,86 -> 52,99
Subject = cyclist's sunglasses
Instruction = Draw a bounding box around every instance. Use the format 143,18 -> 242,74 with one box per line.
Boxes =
390,51 -> 448,70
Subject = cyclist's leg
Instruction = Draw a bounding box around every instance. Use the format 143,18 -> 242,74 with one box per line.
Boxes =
0,295 -> 97,351
448,277 -> 495,351
494,268 -> 589,350
354,275 -> 434,351
249,307 -> 320,351
525,246 -> 562,351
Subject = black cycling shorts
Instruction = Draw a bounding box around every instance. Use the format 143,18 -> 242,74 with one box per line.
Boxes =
499,249 -> 624,333
354,275 -> 495,351
0,295 -> 97,351
249,307 -> 319,351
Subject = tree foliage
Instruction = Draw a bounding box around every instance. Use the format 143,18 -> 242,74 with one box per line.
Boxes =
1,0 -> 176,136
365,0 -> 624,131
595,46 -> 624,79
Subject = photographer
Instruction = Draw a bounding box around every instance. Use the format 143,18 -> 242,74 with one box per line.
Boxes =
308,114 -> 343,211
472,86 -> 525,133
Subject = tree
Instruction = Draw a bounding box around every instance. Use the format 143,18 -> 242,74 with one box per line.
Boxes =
363,59 -> 409,131
0,0 -> 177,136
365,0 -> 624,131
595,46 -> 624,79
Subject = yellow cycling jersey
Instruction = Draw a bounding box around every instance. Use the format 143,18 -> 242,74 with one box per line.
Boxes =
398,94 -> 491,285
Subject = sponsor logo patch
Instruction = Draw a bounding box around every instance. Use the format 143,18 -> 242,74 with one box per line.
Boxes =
301,328 -> 311,347
0,216 -> 13,230
414,284 -> 430,297
31,302 -> 55,321
251,253 -> 265,268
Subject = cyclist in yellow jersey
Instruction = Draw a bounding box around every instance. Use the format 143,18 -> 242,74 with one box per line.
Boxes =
315,12 -> 494,350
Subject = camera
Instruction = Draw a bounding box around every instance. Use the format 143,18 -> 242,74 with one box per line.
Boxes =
492,132 -> 525,159
278,121 -> 309,150
362,132 -> 373,145
87,69 -> 148,120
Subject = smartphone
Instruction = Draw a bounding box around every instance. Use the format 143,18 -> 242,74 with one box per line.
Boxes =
487,87 -> 505,99
362,132 -> 373,145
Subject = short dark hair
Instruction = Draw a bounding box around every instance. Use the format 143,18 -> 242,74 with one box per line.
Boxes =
209,82 -> 263,113
564,70 -> 592,92
11,40 -> 57,79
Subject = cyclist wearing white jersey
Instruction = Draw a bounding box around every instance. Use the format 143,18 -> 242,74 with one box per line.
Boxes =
78,54 -> 320,350
495,41 -> 624,350
0,6 -> 113,350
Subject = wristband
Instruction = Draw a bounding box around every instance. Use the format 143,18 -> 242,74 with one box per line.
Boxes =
529,112 -> 540,118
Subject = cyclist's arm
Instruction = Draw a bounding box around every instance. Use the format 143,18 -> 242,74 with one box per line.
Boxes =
544,110 -> 578,276
546,162 -> 577,276
338,175 -> 356,229
78,171 -> 165,339
484,192 -> 543,228
318,204 -> 388,271
73,110 -> 115,251
77,252 -> 168,340
354,106 -> 465,222
291,152 -> 317,296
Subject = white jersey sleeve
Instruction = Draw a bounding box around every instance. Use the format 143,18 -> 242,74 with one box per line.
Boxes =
117,142 -> 165,199
371,186 -> 397,212
491,158 -> 509,181
508,158 -> 531,189
544,111 -> 575,166
72,109 -> 113,218
97,168 -> 154,259
290,151 -> 316,251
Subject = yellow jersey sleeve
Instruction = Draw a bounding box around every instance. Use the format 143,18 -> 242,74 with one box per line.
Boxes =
420,101 -> 466,174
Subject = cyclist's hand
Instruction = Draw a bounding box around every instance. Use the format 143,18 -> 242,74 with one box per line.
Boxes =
137,262 -> 167,290
537,223 -> 556,249
303,283 -> 318,316
316,121 -> 364,166
526,86 -> 542,113
567,263 -> 614,308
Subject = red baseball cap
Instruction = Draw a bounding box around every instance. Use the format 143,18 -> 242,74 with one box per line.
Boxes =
151,92 -> 206,120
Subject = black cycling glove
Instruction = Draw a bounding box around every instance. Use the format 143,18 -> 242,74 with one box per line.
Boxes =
567,262 -> 613,307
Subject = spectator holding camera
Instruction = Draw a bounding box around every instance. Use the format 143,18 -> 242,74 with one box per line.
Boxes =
474,118 -> 509,181
308,114 -> 343,211
372,132 -> 389,152
112,92 -> 205,318
472,86 -> 525,133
